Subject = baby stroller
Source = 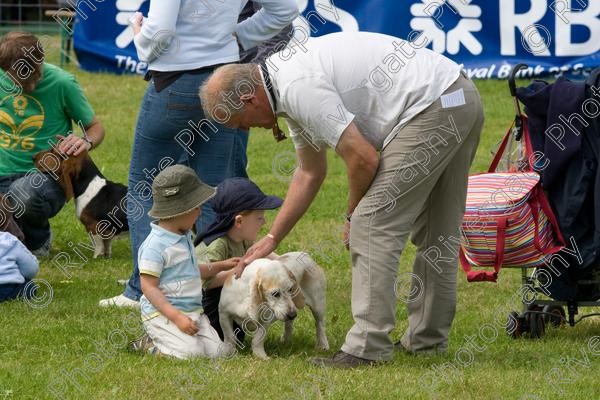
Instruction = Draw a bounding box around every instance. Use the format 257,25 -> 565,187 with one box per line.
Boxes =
461,64 -> 600,338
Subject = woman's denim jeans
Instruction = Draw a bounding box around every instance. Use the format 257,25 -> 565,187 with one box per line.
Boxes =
123,72 -> 248,301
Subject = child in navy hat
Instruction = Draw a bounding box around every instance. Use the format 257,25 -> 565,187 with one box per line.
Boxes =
194,177 -> 283,341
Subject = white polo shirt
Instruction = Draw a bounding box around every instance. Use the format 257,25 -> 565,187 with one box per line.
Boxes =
262,32 -> 461,151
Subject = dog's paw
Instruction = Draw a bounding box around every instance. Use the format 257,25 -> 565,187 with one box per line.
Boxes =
252,346 -> 270,360
316,340 -> 330,351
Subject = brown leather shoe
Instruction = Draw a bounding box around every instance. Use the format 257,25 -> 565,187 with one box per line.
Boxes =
310,350 -> 378,368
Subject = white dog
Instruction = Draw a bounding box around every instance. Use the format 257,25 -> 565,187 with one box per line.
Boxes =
218,251 -> 329,359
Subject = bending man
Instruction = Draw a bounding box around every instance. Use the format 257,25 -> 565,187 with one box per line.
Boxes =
199,32 -> 484,367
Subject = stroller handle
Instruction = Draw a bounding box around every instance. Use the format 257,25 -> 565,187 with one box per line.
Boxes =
509,63 -> 529,97
508,64 -> 529,140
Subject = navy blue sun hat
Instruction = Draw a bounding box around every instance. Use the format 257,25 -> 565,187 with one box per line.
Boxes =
195,178 -> 283,246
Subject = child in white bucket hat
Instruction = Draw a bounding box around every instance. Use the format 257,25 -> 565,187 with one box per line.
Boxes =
134,164 -> 235,359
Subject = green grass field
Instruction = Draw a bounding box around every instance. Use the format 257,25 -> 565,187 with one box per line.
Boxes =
1,40 -> 599,400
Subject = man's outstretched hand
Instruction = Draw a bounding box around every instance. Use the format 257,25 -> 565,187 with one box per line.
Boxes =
234,234 -> 278,279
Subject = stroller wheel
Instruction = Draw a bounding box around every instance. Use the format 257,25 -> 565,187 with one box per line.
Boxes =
542,305 -> 566,327
528,312 -> 546,338
507,311 -> 522,338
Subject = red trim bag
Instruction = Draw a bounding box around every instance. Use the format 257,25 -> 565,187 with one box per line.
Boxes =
459,119 -> 565,282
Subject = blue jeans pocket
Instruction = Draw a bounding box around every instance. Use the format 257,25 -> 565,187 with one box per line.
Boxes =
166,89 -> 201,123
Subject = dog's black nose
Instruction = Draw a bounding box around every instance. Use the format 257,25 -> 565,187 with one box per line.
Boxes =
287,311 -> 297,320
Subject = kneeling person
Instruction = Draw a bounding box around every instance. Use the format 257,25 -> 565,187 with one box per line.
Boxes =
138,165 -> 232,359
0,231 -> 38,303
194,177 -> 283,342
0,32 -> 104,256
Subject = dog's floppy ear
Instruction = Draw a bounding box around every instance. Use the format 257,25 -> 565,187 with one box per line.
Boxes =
249,270 -> 265,321
57,158 -> 75,201
57,152 -> 86,201
33,149 -> 60,174
285,268 -> 305,309
32,148 -> 82,201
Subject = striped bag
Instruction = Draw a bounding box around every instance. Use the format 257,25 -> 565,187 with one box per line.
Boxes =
459,119 -> 565,282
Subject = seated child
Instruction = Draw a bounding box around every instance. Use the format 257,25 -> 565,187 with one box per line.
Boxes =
0,193 -> 24,241
0,231 -> 39,302
194,177 -> 283,341
137,164 -> 235,360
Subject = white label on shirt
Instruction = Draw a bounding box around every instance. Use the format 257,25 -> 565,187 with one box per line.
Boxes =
440,88 -> 466,109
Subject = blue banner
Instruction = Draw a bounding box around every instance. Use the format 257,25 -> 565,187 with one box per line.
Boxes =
71,0 -> 600,79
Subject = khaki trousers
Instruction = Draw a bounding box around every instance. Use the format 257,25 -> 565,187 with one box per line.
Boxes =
341,73 -> 484,360
145,312 -> 233,360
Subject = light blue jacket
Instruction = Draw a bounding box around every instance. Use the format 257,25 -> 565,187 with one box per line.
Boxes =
134,0 -> 298,71
0,232 -> 39,285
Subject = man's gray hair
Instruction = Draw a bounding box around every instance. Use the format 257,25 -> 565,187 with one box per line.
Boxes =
199,63 -> 261,122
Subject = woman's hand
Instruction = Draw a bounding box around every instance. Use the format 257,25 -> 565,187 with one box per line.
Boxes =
130,12 -> 144,36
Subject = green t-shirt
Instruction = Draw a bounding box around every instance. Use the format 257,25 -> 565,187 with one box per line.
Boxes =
195,236 -> 252,287
0,63 -> 95,176
196,235 -> 253,262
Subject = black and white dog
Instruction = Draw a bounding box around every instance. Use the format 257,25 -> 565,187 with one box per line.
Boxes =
33,148 -> 128,258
